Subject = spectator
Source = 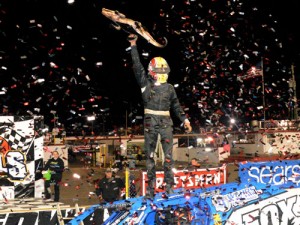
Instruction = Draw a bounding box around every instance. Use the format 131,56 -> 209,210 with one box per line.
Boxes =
95,168 -> 125,203
1,105 -> 11,116
114,149 -> 124,171
190,158 -> 201,168
43,150 -> 65,202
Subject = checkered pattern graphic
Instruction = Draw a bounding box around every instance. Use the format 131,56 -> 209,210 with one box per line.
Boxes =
0,117 -> 41,199
4,129 -> 33,152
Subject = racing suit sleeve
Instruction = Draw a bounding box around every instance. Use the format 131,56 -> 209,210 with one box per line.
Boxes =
169,84 -> 186,123
130,45 -> 148,89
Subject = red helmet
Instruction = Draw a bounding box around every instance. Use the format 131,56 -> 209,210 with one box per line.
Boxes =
148,57 -> 170,80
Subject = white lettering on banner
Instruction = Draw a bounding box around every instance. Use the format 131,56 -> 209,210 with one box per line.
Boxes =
226,189 -> 300,225
212,186 -> 260,212
0,207 -> 98,225
141,166 -> 226,195
226,186 -> 259,203
0,212 -> 38,225
111,211 -> 130,225
156,177 -> 164,188
0,214 -> 8,224
247,165 -> 300,185
0,150 -> 28,181
181,172 -> 220,188
157,172 -> 221,189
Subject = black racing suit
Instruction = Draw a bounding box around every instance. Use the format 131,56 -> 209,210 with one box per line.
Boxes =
130,45 -> 186,193
44,157 -> 64,201
95,176 -> 125,223
96,176 -> 125,202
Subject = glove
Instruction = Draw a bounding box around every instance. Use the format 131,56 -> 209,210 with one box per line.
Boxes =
127,34 -> 137,40
98,195 -> 105,203
128,34 -> 138,46
184,119 -> 192,133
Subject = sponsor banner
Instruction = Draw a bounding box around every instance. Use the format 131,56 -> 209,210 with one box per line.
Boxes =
68,182 -> 300,225
0,116 -> 44,199
225,188 -> 300,225
140,165 -> 227,195
202,182 -> 287,225
239,160 -> 300,188
0,206 -> 105,225
73,145 -> 92,152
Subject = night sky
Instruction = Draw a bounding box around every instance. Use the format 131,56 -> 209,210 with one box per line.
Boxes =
1,0 -> 300,135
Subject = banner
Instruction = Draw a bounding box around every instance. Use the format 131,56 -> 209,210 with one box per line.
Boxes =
0,205 -> 102,225
140,165 -> 227,195
239,159 -> 300,188
224,188 -> 300,225
203,182 -> 300,225
0,116 -> 44,199
67,180 -> 300,225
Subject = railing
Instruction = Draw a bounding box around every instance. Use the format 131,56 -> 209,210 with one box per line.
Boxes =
42,119 -> 300,145
258,120 -> 299,130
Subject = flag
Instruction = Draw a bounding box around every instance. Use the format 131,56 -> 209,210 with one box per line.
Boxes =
240,60 -> 263,80
246,60 -> 263,78
2,128 -> 33,152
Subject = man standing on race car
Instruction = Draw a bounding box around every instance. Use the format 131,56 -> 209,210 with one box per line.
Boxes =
128,34 -> 192,198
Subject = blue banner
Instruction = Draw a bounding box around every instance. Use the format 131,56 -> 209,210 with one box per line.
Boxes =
239,159 -> 300,188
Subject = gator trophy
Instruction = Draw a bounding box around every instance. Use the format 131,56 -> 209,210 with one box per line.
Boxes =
102,8 -> 167,48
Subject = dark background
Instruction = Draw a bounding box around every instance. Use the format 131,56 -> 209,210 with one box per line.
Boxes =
1,0 -> 299,135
